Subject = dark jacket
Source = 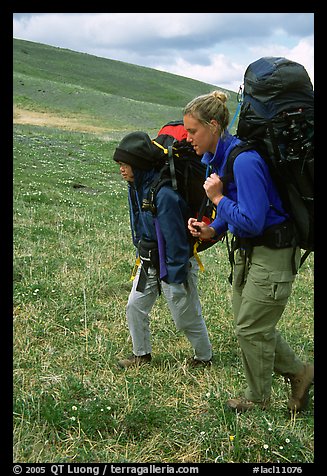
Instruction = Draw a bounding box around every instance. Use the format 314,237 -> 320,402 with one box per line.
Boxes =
128,168 -> 191,284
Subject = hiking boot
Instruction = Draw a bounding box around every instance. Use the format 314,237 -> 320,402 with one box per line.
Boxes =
286,364 -> 314,412
187,357 -> 212,368
226,397 -> 269,413
118,353 -> 151,369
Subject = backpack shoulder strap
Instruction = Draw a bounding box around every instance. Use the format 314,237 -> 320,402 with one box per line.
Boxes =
152,138 -> 178,190
142,173 -> 172,216
221,141 -> 256,188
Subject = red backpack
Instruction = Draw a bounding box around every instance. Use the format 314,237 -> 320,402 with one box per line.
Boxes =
157,120 -> 188,141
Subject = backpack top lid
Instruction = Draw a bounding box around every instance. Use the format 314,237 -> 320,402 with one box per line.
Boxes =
113,131 -> 158,171
242,56 -> 314,119
244,57 -> 313,99
157,120 -> 188,142
240,56 -> 314,120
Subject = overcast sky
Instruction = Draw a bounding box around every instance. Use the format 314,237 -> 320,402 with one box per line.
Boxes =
13,13 -> 314,92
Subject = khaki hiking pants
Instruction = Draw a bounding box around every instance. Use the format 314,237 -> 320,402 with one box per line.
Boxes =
126,257 -> 212,361
232,245 -> 305,402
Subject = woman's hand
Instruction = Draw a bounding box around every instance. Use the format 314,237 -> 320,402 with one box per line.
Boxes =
188,217 -> 216,240
204,173 -> 224,206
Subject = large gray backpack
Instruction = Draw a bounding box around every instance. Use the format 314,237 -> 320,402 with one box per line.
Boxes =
230,57 -> 314,264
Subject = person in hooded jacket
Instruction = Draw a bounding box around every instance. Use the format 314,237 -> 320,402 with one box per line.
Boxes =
113,131 -> 212,368
184,90 -> 314,413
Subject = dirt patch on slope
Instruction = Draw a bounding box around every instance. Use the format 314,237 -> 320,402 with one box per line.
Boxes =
13,107 -> 108,134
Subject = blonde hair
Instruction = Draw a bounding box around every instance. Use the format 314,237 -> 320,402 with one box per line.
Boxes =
183,90 -> 230,132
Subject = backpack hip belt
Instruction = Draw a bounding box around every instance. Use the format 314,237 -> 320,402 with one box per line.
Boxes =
226,220 -> 298,285
136,239 -> 161,293
138,239 -> 160,267
238,220 -> 297,250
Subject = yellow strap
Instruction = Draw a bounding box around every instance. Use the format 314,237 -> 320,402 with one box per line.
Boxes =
211,207 -> 217,220
152,140 -> 180,158
152,140 -> 168,154
193,241 -> 205,272
130,257 -> 141,281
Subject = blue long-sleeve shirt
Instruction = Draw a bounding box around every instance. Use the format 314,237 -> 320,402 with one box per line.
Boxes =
202,132 -> 287,238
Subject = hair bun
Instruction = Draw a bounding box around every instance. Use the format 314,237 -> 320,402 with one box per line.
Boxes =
211,90 -> 229,103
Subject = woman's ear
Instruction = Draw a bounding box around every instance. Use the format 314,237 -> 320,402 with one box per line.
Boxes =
210,119 -> 220,134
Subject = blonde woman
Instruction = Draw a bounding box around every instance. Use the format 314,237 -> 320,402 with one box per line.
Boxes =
184,91 -> 313,413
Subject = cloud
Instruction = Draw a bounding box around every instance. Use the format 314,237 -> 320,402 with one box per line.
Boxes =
13,12 -> 312,48
13,13 -> 314,91
155,34 -> 314,90
155,54 -> 245,91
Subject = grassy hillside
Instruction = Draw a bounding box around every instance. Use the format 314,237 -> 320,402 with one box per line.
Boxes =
13,38 -> 313,464
13,38 -> 239,136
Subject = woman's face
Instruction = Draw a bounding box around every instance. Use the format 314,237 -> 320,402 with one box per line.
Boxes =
183,114 -> 219,155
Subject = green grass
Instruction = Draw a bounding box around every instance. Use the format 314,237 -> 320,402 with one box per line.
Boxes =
13,38 -> 237,108
13,124 -> 314,463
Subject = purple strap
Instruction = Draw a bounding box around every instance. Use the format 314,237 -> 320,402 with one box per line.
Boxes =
154,217 -> 168,280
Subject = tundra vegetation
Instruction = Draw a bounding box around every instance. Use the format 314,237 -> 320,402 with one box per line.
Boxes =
13,39 -> 314,464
